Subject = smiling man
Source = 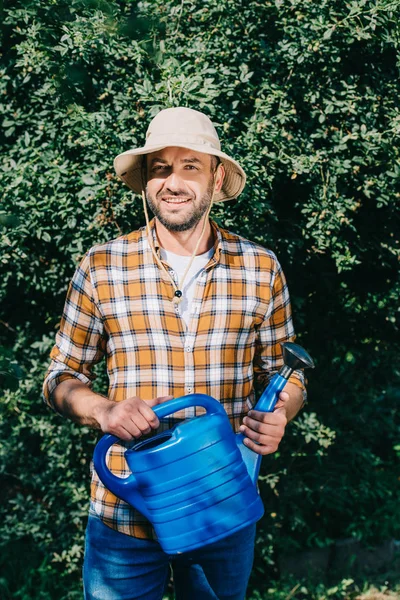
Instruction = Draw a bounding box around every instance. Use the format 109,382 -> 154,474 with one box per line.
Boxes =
43,107 -> 306,600
146,151 -> 218,232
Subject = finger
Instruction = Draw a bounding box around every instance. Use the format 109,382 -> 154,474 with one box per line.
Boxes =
131,412 -> 154,436
245,410 -> 287,427
138,403 -> 160,429
274,399 -> 286,410
111,423 -> 139,442
125,419 -> 144,439
147,395 -> 174,407
239,424 -> 281,447
242,436 -> 276,456
241,417 -> 285,438
119,399 -> 156,433
248,408 -> 287,424
274,406 -> 288,422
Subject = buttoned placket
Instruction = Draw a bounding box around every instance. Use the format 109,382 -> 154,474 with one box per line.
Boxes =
158,256 -> 218,412
150,222 -> 223,412
183,256 -> 220,414
182,266 -> 205,413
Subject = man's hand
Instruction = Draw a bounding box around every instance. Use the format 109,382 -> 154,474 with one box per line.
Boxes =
95,395 -> 173,441
239,391 -> 289,456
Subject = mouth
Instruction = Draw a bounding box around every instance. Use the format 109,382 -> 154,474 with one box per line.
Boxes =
161,197 -> 191,205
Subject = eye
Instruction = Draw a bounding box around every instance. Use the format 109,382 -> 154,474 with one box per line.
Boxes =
151,165 -> 168,172
184,165 -> 198,170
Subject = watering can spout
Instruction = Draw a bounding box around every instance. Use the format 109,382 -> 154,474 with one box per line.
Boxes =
236,432 -> 262,484
238,342 -> 314,482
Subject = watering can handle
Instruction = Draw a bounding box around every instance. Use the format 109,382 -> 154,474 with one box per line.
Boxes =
151,393 -> 227,420
239,343 -> 315,483
254,343 -> 315,413
253,373 -> 288,413
93,434 -> 151,518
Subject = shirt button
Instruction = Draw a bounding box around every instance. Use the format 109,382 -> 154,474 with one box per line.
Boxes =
187,386 -> 193,393
185,346 -> 192,352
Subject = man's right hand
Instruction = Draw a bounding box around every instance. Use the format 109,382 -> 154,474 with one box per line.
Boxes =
95,395 -> 174,441
51,379 -> 173,440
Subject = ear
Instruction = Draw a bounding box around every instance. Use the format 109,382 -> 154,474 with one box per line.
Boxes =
214,163 -> 225,193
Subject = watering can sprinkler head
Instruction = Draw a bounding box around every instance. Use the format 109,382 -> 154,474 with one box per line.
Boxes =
279,342 -> 315,380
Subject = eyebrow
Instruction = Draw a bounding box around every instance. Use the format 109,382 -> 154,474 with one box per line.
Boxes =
149,158 -> 168,166
149,157 -> 204,166
181,157 -> 203,165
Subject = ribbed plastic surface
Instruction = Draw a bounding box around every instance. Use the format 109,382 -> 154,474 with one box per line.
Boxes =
94,394 -> 264,554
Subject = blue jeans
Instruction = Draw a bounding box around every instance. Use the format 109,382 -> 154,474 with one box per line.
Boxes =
83,514 -> 256,600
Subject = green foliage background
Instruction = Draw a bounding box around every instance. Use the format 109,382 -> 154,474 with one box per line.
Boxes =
1,0 -> 399,597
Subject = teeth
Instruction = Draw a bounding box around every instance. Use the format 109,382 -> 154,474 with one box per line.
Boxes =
163,199 -> 190,204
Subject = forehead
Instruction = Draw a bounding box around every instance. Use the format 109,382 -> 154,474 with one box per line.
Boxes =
146,146 -> 211,166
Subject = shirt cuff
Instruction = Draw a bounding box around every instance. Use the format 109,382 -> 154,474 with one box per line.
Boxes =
42,370 -> 92,412
287,369 -> 307,404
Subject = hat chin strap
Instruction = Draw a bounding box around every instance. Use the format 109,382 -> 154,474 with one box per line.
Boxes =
142,165 -> 221,305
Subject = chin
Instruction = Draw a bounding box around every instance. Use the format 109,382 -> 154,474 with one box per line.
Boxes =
156,210 -> 197,232
163,220 -> 195,233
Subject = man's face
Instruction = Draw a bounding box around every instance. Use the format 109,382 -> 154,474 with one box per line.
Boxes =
145,147 -> 217,232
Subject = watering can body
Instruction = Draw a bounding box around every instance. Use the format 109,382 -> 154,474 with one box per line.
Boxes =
94,394 -> 264,554
93,343 -> 314,554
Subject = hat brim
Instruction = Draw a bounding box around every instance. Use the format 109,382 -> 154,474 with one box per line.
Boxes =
114,143 -> 246,203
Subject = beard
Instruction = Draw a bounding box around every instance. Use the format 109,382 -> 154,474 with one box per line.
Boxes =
146,177 -> 214,232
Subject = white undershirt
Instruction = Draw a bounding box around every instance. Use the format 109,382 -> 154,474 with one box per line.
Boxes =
160,247 -> 214,327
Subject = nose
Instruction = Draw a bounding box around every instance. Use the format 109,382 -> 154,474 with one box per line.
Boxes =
163,170 -> 186,194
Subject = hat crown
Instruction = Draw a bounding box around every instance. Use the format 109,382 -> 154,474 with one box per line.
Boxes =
146,107 -> 221,150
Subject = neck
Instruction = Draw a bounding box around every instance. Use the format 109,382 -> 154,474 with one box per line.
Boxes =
154,217 -> 214,256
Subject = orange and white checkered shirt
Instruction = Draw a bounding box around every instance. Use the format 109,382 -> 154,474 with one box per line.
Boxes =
43,219 -> 305,539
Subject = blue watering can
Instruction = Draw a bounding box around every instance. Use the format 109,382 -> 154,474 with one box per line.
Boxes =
93,342 -> 314,554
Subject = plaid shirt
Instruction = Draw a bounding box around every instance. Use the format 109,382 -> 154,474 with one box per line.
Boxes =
43,219 -> 305,539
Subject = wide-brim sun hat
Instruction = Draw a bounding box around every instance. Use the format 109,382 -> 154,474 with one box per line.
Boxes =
114,107 -> 246,202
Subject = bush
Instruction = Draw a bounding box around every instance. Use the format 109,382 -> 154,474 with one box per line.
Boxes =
1,0 -> 399,596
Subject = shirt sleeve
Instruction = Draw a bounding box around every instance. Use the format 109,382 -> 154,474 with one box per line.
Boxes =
42,252 -> 107,410
253,254 -> 306,402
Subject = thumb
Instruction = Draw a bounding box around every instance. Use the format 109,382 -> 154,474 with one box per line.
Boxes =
279,391 -> 290,402
274,405 -> 288,420
147,395 -> 174,408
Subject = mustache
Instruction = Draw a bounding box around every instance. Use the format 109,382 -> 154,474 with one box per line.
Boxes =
156,189 -> 194,201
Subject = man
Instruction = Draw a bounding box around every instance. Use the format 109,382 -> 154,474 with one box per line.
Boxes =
43,107 -> 306,600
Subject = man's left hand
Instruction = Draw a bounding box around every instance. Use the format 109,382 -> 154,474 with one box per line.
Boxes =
239,391 -> 289,456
